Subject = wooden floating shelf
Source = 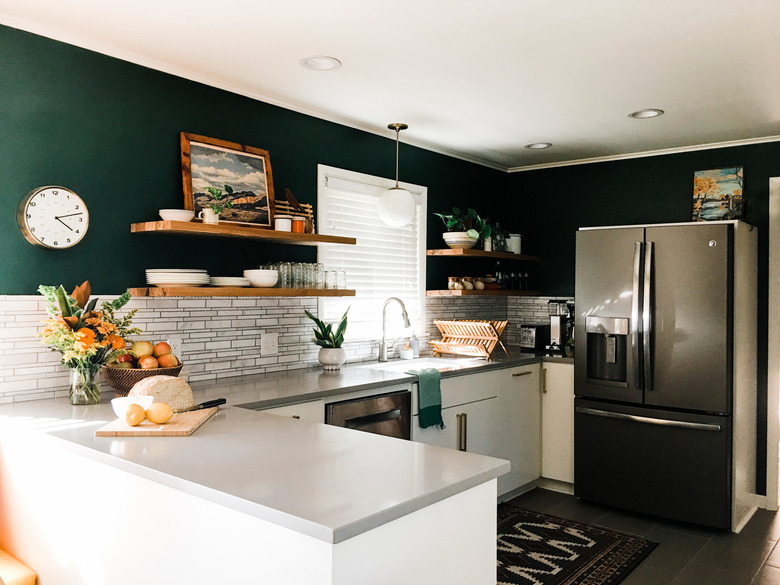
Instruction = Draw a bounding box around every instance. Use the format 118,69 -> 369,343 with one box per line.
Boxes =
131,221 -> 356,246
426,289 -> 540,297
426,249 -> 541,261
130,287 -> 356,298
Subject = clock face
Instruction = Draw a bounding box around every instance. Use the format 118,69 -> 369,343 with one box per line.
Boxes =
17,186 -> 90,249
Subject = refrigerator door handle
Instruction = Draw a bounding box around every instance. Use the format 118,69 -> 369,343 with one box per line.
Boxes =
643,241 -> 654,391
631,241 -> 643,390
576,406 -> 722,432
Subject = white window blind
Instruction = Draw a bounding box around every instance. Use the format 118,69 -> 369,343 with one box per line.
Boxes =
317,165 -> 427,342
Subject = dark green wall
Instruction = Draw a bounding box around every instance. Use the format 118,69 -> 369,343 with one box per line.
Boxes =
508,142 -> 780,494
0,24 -> 507,295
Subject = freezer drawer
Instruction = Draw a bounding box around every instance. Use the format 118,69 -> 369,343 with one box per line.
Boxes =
574,398 -> 732,530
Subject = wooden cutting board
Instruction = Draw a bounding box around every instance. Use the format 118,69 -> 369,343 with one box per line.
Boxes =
95,407 -> 219,437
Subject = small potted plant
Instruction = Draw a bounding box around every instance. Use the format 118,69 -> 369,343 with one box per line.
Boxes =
304,307 -> 349,371
433,207 -> 492,250
202,184 -> 235,223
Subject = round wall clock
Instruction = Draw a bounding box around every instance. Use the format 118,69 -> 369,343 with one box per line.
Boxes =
16,186 -> 90,249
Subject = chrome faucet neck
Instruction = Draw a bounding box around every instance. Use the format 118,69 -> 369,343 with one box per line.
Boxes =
379,297 -> 411,362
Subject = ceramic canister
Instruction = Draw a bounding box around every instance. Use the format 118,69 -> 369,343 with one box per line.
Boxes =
274,215 -> 292,231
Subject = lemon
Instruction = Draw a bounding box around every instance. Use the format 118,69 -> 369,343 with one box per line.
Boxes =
145,402 -> 174,424
124,403 -> 146,427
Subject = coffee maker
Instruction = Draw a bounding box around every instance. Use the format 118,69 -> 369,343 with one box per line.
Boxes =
546,300 -> 574,354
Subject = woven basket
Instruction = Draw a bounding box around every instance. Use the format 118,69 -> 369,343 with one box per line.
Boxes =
101,363 -> 184,397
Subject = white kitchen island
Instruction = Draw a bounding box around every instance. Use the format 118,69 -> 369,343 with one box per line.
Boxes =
0,366 -> 510,585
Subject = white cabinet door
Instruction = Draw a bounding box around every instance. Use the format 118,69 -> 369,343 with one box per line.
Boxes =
261,399 -> 325,423
413,396 -> 499,453
495,364 -> 542,495
541,362 -> 574,483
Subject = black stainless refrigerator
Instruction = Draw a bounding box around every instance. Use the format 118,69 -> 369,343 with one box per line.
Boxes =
573,221 -> 757,531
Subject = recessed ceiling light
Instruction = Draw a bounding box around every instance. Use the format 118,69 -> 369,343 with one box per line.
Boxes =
627,108 -> 664,119
300,55 -> 342,71
524,142 -> 552,149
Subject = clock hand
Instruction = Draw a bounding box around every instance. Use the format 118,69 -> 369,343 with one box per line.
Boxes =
54,213 -> 83,219
55,216 -> 74,231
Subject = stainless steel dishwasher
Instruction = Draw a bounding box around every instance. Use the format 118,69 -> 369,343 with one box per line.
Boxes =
325,390 -> 411,439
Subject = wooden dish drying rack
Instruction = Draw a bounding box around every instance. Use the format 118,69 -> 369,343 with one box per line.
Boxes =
429,319 -> 509,358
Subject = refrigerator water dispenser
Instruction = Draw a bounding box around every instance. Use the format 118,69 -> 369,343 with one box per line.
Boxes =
585,316 -> 629,385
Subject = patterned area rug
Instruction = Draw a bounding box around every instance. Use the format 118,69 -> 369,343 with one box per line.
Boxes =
497,504 -> 657,585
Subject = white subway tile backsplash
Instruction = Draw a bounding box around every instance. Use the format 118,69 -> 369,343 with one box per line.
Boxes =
0,292 -> 573,403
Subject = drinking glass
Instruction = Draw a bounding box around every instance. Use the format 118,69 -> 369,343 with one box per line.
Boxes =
304,263 -> 316,288
325,270 -> 337,289
277,262 -> 291,288
291,263 -> 304,288
336,271 -> 347,290
315,263 -> 325,289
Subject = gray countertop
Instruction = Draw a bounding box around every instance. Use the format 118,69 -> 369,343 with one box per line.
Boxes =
0,350 -> 570,544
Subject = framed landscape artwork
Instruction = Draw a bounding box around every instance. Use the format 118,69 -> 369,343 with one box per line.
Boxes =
180,132 -> 275,228
692,166 -> 743,222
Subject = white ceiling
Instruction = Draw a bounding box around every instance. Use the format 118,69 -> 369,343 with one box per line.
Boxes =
2,0 -> 779,171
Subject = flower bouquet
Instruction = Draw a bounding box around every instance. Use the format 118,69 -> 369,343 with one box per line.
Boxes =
37,281 -> 140,405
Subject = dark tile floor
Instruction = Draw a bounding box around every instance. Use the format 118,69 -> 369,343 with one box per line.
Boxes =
507,488 -> 780,585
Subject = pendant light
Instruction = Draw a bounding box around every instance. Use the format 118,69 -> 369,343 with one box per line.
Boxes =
378,123 -> 416,227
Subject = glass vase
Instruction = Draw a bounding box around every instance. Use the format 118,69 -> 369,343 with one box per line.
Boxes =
69,367 -> 101,405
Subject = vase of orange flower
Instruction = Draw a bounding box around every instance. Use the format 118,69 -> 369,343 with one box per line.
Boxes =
38,281 -> 140,405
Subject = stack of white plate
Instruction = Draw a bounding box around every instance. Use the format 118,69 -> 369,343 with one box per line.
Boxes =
442,232 -> 478,250
146,269 -> 210,287
210,276 -> 250,287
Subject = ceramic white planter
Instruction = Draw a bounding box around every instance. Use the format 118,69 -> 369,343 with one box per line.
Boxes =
318,347 -> 346,371
442,231 -> 477,250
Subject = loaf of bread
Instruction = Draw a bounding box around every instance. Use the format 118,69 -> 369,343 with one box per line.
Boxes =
128,375 -> 194,411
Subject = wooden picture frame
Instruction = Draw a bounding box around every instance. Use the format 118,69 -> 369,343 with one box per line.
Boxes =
692,165 -> 744,222
180,132 -> 275,228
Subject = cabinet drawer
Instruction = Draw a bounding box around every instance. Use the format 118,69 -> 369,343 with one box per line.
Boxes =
411,373 -> 498,412
260,399 -> 325,423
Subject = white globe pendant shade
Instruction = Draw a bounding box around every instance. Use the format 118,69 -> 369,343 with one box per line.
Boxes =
378,186 -> 416,227
378,122 -> 415,227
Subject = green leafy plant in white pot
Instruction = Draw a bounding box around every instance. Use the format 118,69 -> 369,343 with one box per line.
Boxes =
433,207 -> 492,250
202,184 -> 235,223
304,307 -> 349,371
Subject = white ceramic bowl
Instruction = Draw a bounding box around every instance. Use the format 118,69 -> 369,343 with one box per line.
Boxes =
243,269 -> 279,287
111,395 -> 154,419
159,209 -> 195,222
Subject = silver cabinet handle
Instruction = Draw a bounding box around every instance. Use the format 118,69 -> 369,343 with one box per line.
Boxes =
456,413 -> 468,451
631,241 -> 643,390
542,368 -> 547,393
576,407 -> 721,432
461,412 -> 467,451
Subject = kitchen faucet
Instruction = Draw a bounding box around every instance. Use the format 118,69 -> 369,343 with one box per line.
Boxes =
379,297 -> 411,361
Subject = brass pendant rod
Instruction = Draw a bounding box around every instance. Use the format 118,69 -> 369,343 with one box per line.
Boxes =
388,123 -> 408,188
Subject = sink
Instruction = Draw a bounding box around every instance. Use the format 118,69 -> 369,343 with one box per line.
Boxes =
361,357 -> 485,373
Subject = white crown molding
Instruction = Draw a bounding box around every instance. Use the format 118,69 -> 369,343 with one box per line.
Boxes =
507,135 -> 780,173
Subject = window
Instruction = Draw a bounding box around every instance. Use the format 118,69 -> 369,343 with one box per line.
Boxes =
317,165 -> 427,341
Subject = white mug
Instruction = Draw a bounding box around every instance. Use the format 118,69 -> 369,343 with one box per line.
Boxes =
198,208 -> 219,224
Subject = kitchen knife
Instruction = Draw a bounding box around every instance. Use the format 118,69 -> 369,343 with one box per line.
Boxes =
174,398 -> 226,414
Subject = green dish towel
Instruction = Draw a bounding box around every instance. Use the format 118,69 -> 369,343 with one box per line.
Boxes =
407,368 -> 445,429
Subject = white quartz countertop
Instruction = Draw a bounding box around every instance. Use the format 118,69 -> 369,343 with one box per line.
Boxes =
0,354 -> 564,543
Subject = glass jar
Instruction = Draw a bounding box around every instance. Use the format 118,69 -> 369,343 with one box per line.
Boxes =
69,366 -> 101,405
